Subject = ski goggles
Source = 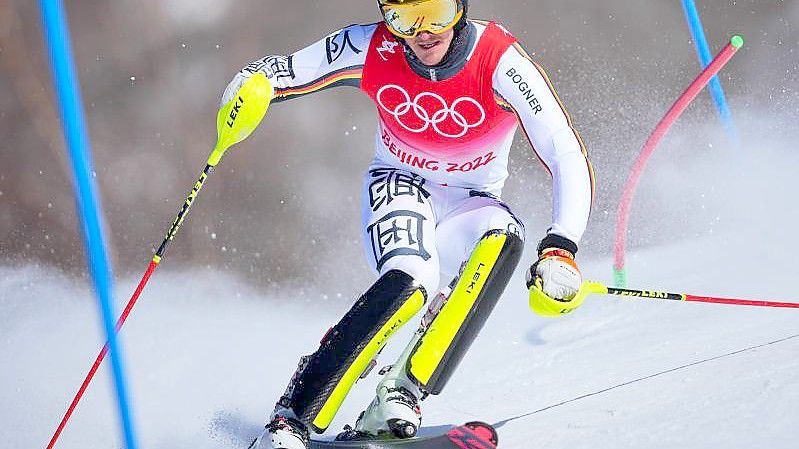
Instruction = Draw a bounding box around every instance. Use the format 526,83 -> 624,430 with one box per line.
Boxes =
378,0 -> 464,38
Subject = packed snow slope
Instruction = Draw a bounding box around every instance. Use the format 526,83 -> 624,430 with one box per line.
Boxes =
3,242 -> 799,448
3,146 -> 799,449
3,239 -> 798,449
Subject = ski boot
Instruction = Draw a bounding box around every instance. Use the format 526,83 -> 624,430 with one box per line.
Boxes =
346,287 -> 452,440
353,372 -> 423,439
261,414 -> 310,449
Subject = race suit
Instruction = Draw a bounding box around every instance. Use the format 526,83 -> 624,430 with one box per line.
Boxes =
241,20 -> 594,293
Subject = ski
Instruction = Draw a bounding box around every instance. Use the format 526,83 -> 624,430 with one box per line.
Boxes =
309,422 -> 498,449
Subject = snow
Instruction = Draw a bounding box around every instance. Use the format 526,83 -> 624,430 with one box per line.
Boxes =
3,119 -> 799,449
2,215 -> 798,449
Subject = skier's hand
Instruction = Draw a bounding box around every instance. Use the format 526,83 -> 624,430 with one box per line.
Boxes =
209,70 -> 273,166
526,234 -> 585,317
527,248 -> 581,299
221,57 -> 275,107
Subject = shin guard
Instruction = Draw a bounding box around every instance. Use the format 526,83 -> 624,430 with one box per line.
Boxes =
408,230 -> 523,395
278,270 -> 426,433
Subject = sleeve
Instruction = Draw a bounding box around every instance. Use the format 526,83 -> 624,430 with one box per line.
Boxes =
240,23 -> 377,104
493,43 -> 595,246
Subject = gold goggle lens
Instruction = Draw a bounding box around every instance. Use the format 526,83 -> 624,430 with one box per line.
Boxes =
380,0 -> 463,38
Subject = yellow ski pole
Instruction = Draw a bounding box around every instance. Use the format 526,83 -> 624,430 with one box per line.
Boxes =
529,277 -> 799,318
47,73 -> 273,449
589,282 -> 799,309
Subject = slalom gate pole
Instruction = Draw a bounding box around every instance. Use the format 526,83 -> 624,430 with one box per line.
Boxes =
680,0 -> 739,142
46,73 -> 273,449
613,36 -> 744,288
39,1 -> 138,448
585,281 -> 799,309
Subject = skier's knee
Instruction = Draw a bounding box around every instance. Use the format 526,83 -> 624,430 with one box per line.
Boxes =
380,257 -> 440,296
407,229 -> 523,395
277,270 -> 427,433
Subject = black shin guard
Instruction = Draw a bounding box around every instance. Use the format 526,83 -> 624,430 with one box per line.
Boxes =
278,270 -> 426,433
408,230 -> 523,395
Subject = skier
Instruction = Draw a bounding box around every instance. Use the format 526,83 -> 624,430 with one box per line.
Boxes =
221,1 -> 594,448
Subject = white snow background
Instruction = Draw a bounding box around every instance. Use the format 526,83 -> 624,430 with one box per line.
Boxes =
3,120 -> 799,449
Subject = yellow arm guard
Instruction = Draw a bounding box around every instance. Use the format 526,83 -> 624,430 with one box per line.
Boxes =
208,73 -> 273,166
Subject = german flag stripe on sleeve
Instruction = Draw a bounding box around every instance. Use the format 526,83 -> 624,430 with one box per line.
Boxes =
272,66 -> 364,103
512,42 -> 596,204
493,89 -> 514,113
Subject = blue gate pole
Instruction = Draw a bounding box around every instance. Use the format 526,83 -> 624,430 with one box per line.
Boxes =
39,1 -> 139,448
680,0 -> 739,144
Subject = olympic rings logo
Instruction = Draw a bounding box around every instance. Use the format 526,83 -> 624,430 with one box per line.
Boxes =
376,85 -> 486,138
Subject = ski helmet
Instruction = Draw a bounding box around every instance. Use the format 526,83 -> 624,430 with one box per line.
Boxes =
377,0 -> 468,38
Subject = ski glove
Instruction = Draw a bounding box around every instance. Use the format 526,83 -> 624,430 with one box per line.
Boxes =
221,57 -> 277,107
526,234 -> 584,317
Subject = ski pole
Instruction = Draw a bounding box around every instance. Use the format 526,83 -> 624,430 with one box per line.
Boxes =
584,281 -> 799,309
46,73 -> 273,449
